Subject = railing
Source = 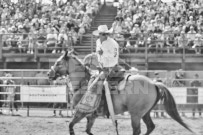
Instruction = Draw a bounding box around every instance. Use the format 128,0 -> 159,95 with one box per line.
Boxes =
1,32 -> 203,53
0,69 -> 203,116
0,69 -> 202,86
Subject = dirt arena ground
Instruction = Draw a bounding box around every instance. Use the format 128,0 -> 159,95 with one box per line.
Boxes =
0,110 -> 203,135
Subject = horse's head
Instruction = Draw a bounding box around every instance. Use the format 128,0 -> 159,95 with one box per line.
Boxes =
47,50 -> 90,91
47,51 -> 71,80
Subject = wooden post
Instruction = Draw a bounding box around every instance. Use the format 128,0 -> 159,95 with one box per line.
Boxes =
27,104 -> 30,117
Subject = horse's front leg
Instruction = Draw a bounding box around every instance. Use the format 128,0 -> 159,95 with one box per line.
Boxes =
69,111 -> 87,135
86,112 -> 98,135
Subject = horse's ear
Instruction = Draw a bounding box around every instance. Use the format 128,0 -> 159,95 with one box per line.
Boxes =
68,49 -> 74,55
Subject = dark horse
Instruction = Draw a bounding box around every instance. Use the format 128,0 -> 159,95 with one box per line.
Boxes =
47,51 -> 192,135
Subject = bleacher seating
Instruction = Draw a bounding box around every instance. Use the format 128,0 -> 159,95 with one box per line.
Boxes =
0,0 -> 203,70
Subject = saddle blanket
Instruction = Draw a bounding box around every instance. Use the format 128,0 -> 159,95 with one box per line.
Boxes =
75,91 -> 102,113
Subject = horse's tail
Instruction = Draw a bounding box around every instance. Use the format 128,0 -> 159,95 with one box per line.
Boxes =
155,82 -> 193,133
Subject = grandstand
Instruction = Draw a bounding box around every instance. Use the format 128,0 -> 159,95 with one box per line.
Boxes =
0,0 -> 202,71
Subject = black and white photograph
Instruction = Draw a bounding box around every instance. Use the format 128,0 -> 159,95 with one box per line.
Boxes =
0,0 -> 203,135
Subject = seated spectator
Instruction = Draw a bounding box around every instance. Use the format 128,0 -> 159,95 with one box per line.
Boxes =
36,29 -> 47,52
82,13 -> 92,30
192,33 -> 203,54
56,29 -> 68,53
27,31 -> 34,54
66,18 -> 75,31
6,32 -> 19,53
147,34 -> 158,53
17,28 -> 29,53
187,26 -> 196,47
176,31 -> 188,53
165,33 -> 176,53
46,28 -> 57,53
0,28 -> 11,52
130,24 -> 141,49
111,16 -> 124,38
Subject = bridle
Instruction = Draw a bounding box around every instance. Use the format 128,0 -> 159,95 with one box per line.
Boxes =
51,54 -> 91,92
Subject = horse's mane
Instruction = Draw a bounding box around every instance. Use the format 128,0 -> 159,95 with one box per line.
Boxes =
83,53 -> 97,63
70,54 -> 91,76
71,54 -> 85,66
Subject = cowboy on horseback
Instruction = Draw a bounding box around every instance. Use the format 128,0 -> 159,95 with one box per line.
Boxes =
91,25 -> 134,91
75,25 -> 121,113
93,25 -> 119,69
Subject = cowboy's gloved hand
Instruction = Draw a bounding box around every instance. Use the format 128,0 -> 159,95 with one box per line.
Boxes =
98,49 -> 103,55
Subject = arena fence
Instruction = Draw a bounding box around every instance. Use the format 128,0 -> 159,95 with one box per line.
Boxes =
0,69 -> 203,117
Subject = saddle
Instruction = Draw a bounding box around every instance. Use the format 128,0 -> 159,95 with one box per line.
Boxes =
75,66 -> 136,114
107,65 -> 131,91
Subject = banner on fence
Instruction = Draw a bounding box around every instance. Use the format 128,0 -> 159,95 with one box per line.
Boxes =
169,87 -> 203,104
20,86 -> 66,102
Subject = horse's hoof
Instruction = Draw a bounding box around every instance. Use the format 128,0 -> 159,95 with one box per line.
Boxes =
86,131 -> 93,135
70,131 -> 75,135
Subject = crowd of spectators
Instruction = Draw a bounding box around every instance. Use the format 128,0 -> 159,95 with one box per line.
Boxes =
0,0 -> 100,54
112,0 -> 203,54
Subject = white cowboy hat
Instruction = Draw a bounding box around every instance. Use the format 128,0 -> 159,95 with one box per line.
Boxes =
92,25 -> 110,36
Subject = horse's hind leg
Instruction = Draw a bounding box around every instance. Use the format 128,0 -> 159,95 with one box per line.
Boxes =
131,115 -> 141,135
69,111 -> 87,135
86,112 -> 98,135
142,112 -> 155,135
